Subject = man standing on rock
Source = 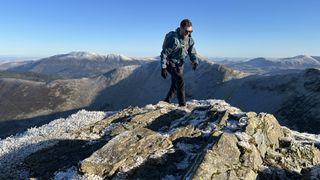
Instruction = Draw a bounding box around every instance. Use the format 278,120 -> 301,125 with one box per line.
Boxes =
160,19 -> 199,107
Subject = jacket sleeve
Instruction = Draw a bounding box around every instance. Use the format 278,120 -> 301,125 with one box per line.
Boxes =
188,38 -> 199,64
160,35 -> 178,69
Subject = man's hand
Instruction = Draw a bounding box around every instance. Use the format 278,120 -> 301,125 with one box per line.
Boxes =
161,68 -> 168,79
192,62 -> 198,71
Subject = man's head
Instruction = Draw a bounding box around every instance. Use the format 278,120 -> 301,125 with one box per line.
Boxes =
180,19 -> 193,37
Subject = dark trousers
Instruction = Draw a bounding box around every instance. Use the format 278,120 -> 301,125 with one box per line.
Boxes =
165,61 -> 186,105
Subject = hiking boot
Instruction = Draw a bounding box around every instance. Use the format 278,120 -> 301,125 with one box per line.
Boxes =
164,98 -> 171,103
179,102 -> 186,107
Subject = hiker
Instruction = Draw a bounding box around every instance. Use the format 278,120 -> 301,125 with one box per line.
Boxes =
160,19 -> 199,106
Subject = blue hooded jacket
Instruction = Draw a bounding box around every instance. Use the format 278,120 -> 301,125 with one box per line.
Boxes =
160,27 -> 198,69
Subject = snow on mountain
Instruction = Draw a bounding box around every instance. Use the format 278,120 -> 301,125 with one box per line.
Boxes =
0,60 -> 35,70
311,56 -> 320,63
45,51 -> 141,62
279,55 -> 320,66
0,60 -> 10,65
226,55 -> 320,74
59,51 -> 104,60
136,56 -> 159,61
57,52 -> 135,61
7,51 -> 146,78
244,55 -> 320,67
106,53 -> 133,61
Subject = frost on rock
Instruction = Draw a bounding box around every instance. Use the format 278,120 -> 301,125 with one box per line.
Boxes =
291,130 -> 320,145
0,99 -> 319,179
80,128 -> 173,178
0,109 -> 107,177
54,166 -> 103,180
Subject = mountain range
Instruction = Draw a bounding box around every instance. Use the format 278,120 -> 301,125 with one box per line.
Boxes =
0,52 -> 319,139
0,56 -> 247,138
5,51 -> 148,78
0,60 -> 34,71
219,55 -> 320,74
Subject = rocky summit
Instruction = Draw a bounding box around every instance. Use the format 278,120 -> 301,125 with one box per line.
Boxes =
0,100 -> 319,179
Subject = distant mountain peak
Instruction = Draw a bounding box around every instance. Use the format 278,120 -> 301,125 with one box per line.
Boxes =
68,51 -> 97,55
106,53 -> 133,61
281,54 -> 316,61
249,57 -> 269,61
64,51 -> 134,61
293,55 -> 311,58
43,51 -> 138,62
65,51 -> 102,59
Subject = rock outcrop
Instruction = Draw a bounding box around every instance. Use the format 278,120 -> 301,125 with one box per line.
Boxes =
80,128 -> 173,177
77,100 -> 320,179
0,99 -> 319,179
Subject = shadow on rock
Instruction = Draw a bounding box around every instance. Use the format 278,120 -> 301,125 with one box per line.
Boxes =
145,109 -> 186,132
116,134 -> 216,179
256,165 -> 320,180
23,138 -> 108,179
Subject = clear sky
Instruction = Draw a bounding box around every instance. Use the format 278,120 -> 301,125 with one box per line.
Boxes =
0,0 -> 319,59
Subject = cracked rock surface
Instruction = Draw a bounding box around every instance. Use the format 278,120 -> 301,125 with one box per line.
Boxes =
1,99 -> 319,179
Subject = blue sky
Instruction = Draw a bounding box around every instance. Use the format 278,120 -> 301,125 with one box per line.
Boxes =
0,0 -> 319,59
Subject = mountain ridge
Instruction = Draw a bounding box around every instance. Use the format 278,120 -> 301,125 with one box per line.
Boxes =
7,51 -> 148,78
0,99 -> 319,179
220,55 -> 320,74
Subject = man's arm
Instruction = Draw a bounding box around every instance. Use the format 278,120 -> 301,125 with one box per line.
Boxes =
188,38 -> 199,65
160,35 -> 178,69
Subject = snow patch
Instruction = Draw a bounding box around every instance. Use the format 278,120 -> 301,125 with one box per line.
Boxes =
54,166 -> 103,180
0,109 -> 107,175
201,122 -> 217,134
291,130 -> 320,144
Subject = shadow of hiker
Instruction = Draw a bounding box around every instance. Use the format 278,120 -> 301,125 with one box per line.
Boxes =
114,134 -> 217,179
145,105 -> 215,133
145,109 -> 187,132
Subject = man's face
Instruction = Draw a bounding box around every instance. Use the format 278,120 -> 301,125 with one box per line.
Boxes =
181,26 -> 193,37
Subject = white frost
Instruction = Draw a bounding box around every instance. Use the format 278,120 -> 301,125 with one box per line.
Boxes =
0,109 -> 107,175
54,166 -> 103,180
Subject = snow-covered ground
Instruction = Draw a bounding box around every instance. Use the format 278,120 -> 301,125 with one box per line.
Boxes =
0,110 -> 109,177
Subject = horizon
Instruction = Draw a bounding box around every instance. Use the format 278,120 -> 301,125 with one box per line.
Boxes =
1,0 -> 319,58
0,51 -> 318,62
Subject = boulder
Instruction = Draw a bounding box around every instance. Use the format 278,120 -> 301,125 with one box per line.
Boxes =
193,133 -> 242,179
80,128 -> 173,178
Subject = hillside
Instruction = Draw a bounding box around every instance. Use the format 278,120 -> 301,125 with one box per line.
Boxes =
211,68 -> 320,133
2,60 -> 320,137
225,55 -> 320,74
89,59 -> 248,110
8,52 -> 147,78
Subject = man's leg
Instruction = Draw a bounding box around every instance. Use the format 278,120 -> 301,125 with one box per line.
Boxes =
164,75 -> 177,103
164,63 -> 176,103
175,65 -> 186,106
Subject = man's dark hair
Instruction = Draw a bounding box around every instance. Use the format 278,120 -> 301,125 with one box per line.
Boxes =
180,19 -> 192,28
